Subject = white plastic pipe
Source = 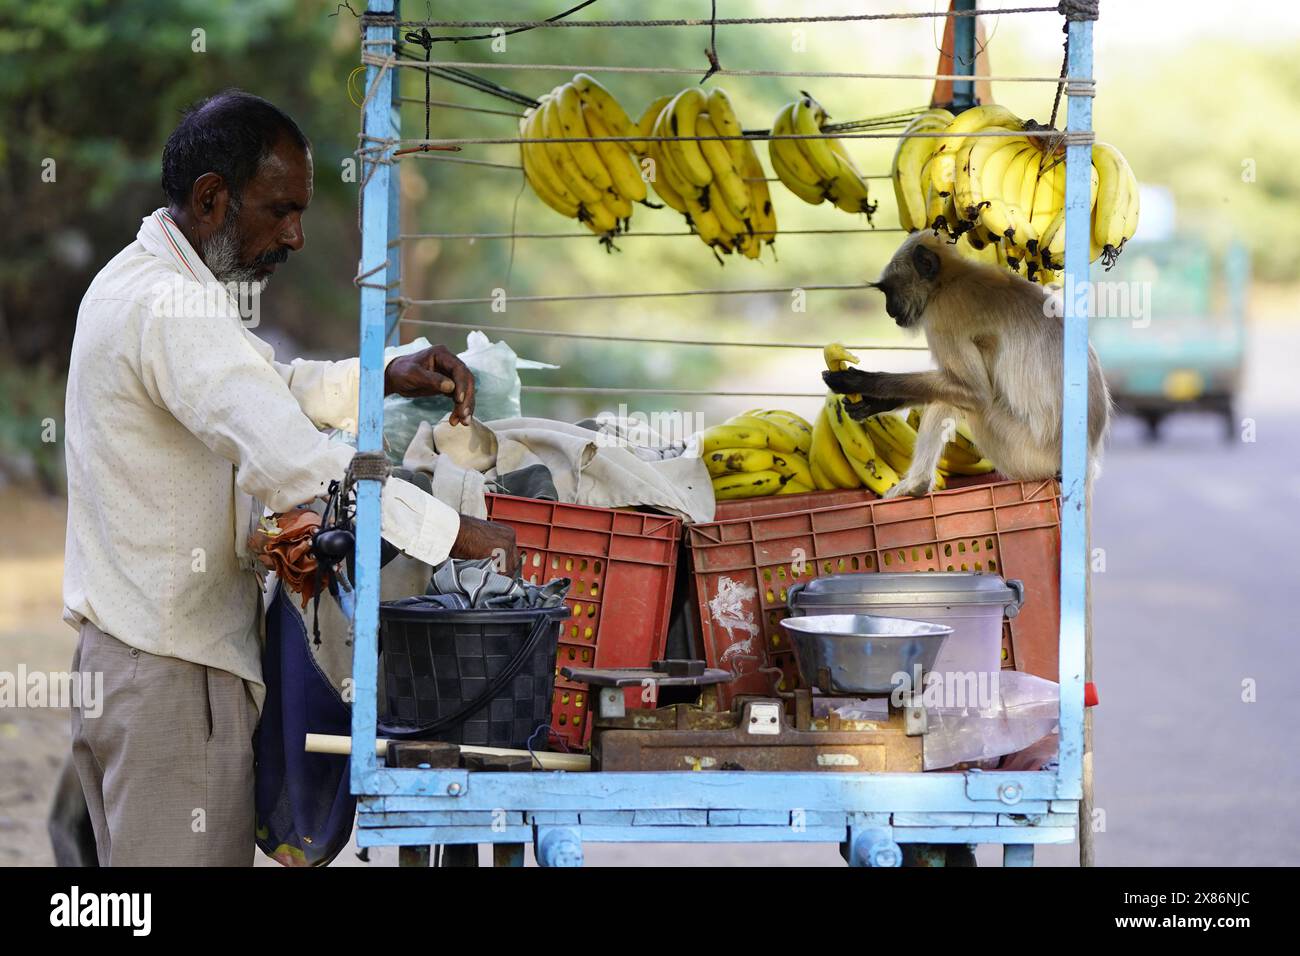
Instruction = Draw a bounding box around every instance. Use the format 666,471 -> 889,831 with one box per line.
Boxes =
304,732 -> 591,772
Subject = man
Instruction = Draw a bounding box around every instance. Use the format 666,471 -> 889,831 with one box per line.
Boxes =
61,90 -> 514,866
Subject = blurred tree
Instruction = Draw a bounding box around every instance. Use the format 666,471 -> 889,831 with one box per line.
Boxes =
0,0 -> 361,365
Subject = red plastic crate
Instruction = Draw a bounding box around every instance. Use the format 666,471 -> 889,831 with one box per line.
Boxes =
686,479 -> 1062,705
484,494 -> 682,748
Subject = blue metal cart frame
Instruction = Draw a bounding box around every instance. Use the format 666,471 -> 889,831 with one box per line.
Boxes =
348,1 -> 1095,866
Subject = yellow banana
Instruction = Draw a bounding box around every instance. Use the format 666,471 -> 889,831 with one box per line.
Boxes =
554,83 -> 613,191
770,145 -> 825,205
1091,141 -> 1131,253
770,103 -> 826,195
663,87 -> 713,188
929,104 -> 1022,198
705,447 -> 776,477
571,73 -> 641,153
866,413 -> 917,458
822,394 -> 874,462
697,114 -> 751,221
738,138 -> 777,250
701,423 -> 768,454
958,133 -> 1027,223
636,95 -> 675,152
541,97 -> 605,206
777,480 -> 814,495
583,105 -> 646,203
728,414 -> 800,454
708,182 -> 748,237
769,451 -> 815,488
827,139 -> 874,216
892,110 -> 953,232
823,396 -> 900,495
823,342 -> 861,401
713,470 -> 783,500
519,110 -> 581,217
581,197 -> 619,235
811,405 -> 861,489
790,93 -> 838,182
704,88 -> 748,169
644,143 -> 689,215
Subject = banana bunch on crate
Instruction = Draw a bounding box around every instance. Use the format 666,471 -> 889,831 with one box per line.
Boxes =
768,92 -> 877,220
892,104 -> 1140,281
812,344 -> 995,496
518,74 -> 647,242
701,411 -> 816,500
638,87 -> 778,260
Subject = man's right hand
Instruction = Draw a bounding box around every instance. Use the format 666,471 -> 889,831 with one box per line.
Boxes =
451,516 -> 519,575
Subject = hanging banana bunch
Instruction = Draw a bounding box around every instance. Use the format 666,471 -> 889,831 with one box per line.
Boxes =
768,92 -> 877,220
890,103 -> 1139,282
637,86 -> 778,261
518,74 -> 647,245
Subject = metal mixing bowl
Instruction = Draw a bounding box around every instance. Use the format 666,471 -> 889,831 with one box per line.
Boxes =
778,613 -> 954,696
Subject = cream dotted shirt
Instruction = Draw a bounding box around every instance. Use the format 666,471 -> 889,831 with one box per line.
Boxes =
62,209 -> 459,710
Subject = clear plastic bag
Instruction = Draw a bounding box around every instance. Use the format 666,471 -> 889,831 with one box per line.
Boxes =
382,332 -> 557,464
922,672 -> 1061,770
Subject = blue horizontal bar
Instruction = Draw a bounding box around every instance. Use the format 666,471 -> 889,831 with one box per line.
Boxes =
356,769 -> 1056,814
356,826 -> 532,848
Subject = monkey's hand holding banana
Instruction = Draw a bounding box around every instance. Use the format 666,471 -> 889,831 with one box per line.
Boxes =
824,232 -> 1111,494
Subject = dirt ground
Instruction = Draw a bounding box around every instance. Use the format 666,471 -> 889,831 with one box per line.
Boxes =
0,489 -> 75,866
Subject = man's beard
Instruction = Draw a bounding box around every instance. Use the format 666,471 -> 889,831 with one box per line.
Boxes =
200,200 -> 288,291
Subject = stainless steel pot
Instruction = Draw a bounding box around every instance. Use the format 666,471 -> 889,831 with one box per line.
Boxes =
777,613 -> 953,696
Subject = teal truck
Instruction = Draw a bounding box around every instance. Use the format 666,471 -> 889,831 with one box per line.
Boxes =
1091,238 -> 1249,442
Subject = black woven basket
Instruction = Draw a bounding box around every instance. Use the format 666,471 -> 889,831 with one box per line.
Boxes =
377,604 -> 568,750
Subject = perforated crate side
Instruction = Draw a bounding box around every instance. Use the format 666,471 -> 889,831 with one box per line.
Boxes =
485,494 -> 683,747
687,479 -> 1061,706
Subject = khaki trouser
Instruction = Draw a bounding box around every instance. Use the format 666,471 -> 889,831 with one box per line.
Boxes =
70,621 -> 259,866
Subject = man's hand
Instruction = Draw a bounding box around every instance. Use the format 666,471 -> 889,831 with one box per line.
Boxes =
451,516 -> 519,575
384,345 -> 476,425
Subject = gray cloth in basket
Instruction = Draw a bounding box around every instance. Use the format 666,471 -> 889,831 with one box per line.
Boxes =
387,557 -> 569,611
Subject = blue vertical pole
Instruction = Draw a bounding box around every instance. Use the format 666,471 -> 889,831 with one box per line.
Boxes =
1056,18 -> 1093,800
951,0 -> 977,111
385,3 -> 403,345
352,0 -> 396,792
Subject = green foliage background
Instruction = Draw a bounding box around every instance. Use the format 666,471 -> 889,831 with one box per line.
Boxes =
0,1 -> 1292,487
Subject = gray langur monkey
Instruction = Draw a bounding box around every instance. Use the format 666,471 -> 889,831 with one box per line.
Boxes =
823,232 -> 1110,497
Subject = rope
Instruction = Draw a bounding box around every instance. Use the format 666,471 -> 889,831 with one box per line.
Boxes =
1058,0 -> 1099,20
399,318 -> 929,352
380,128 -> 1063,149
347,450 -> 391,485
521,386 -> 831,397
406,154 -> 524,170
397,226 -> 905,241
700,0 -> 722,83
353,258 -> 390,290
418,0 -> 599,45
362,55 -> 1081,83
396,96 -> 525,118
394,9 -> 1062,29
399,282 -> 870,308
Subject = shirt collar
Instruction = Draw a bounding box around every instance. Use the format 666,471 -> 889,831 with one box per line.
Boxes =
137,207 -> 221,287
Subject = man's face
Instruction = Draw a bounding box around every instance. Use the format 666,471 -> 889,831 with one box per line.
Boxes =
204,138 -> 313,287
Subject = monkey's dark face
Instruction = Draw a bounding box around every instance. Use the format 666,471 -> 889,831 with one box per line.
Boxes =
871,234 -> 942,329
